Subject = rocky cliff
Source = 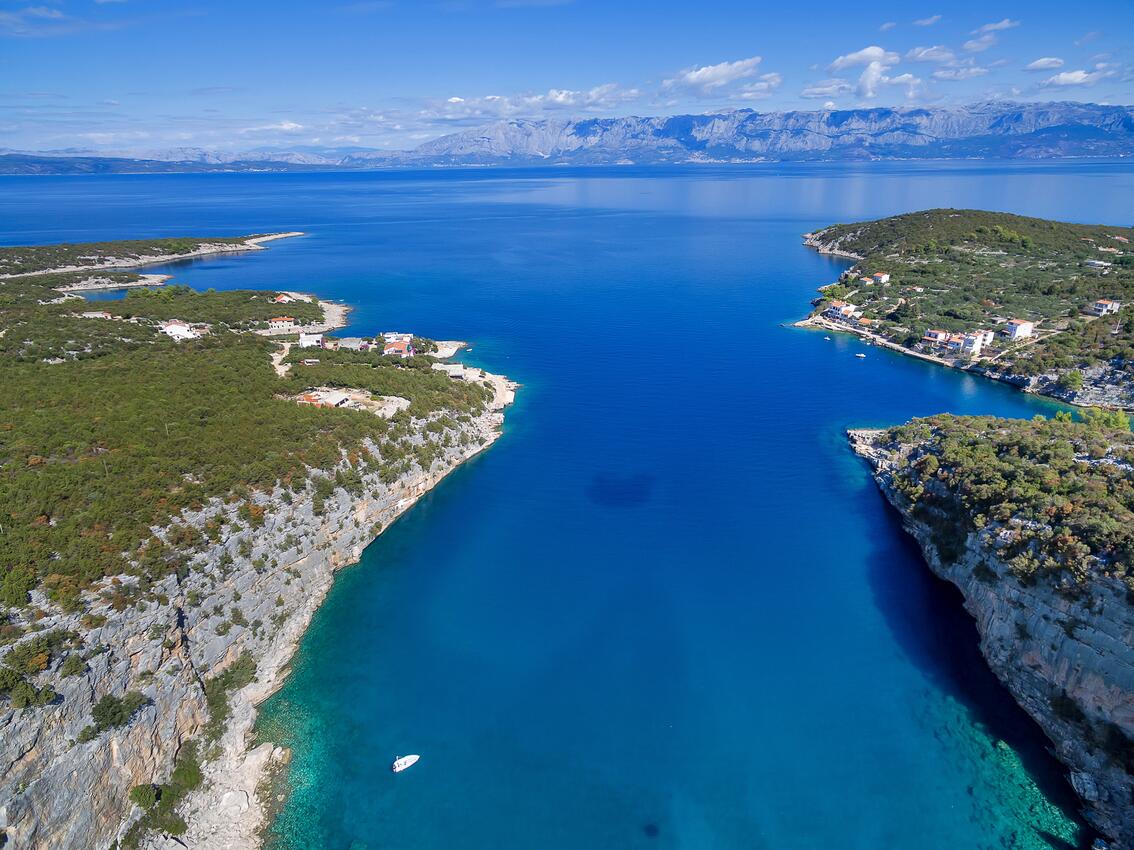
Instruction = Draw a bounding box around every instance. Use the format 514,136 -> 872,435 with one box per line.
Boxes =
849,428 -> 1134,846
0,375 -> 515,850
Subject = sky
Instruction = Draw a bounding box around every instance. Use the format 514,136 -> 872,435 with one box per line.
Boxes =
2,0 -> 1133,153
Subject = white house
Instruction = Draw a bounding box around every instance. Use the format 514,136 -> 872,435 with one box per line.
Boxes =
1004,319 -> 1034,340
272,293 -> 295,304
161,320 -> 199,342
383,339 -> 413,358
823,300 -> 858,321
960,333 -> 984,357
1087,299 -> 1121,317
872,272 -> 890,284
382,331 -> 413,342
922,329 -> 949,345
298,332 -> 324,349
268,316 -> 295,332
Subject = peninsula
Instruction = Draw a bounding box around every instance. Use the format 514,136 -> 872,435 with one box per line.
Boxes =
850,414 -> 1134,846
0,236 -> 516,849
799,209 -> 1134,408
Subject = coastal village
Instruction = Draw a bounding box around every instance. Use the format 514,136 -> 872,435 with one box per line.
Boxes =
800,211 -> 1134,408
66,285 -> 501,416
816,272 -> 1125,366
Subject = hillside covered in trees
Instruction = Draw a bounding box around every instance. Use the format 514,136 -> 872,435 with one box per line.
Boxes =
0,236 -> 490,685
805,209 -> 1134,406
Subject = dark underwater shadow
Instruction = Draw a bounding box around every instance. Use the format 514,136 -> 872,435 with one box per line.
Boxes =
586,472 -> 655,507
853,473 -> 1096,850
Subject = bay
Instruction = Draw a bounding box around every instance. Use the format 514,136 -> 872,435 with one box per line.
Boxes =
5,161 -> 1133,849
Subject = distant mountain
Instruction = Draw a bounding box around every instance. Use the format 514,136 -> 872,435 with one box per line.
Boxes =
4,102 -> 1132,174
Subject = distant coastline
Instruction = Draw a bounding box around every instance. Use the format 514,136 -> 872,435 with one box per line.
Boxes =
3,101 -> 1132,175
0,231 -> 305,280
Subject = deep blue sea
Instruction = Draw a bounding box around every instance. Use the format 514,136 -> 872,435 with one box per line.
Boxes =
5,162 -> 1134,850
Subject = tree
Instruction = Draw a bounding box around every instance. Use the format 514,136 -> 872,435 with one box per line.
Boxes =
1058,370 -> 1084,392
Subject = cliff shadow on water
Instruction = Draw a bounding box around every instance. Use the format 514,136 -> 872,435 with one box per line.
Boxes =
851,471 -> 1094,849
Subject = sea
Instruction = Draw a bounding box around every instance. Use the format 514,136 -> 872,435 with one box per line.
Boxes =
4,160 -> 1134,850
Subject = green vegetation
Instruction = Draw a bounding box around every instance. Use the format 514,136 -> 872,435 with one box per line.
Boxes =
121,741 -> 203,849
0,237 -> 255,277
879,412 -> 1134,590
0,235 -> 492,641
285,345 -> 491,417
77,691 -> 149,741
808,209 -> 1134,385
109,286 -> 322,328
203,650 -> 257,742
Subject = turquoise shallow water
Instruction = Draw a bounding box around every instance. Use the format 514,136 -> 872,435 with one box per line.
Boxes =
5,162 -> 1134,849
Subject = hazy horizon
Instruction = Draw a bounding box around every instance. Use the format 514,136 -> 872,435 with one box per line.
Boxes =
4,0 -> 1133,154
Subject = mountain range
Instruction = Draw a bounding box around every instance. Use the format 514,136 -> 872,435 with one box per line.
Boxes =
4,101 -> 1132,174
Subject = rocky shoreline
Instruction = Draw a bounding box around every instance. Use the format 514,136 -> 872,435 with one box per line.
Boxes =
0,232 -> 305,280
143,377 -> 516,850
849,428 -> 1134,846
0,365 -> 515,850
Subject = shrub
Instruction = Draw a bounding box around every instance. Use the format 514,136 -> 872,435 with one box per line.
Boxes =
203,651 -> 256,741
59,654 -> 86,678
90,691 -> 148,732
129,784 -> 159,810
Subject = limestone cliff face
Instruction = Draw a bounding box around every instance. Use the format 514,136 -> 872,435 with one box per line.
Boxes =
850,429 -> 1134,846
0,388 -> 513,850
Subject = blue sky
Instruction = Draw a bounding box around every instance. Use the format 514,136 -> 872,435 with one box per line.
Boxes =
2,0 -> 1132,152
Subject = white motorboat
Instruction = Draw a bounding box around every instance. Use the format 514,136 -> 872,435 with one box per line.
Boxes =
855,353 -> 866,358
391,754 -> 420,773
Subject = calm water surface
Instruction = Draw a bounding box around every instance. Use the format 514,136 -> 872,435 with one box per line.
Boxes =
5,162 -> 1134,850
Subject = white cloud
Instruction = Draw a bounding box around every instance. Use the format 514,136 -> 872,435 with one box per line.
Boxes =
974,18 -> 1019,33
662,56 -> 765,94
732,73 -> 783,100
239,121 -> 304,134
913,14 -> 941,26
425,83 -> 639,121
829,45 -> 899,71
1024,57 -> 1063,71
823,100 -> 836,109
800,79 -> 853,99
1040,67 -> 1116,88
826,45 -> 916,99
857,64 -> 919,99
879,21 -> 896,31
906,45 -> 955,63
932,65 -> 989,80
963,33 -> 997,53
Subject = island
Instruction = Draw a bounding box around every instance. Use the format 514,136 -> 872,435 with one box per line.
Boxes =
0,235 -> 516,849
799,209 -> 1134,408
851,413 -> 1134,847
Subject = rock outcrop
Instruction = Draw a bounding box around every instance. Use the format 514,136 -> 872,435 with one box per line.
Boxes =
0,374 -> 516,850
849,428 -> 1134,846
